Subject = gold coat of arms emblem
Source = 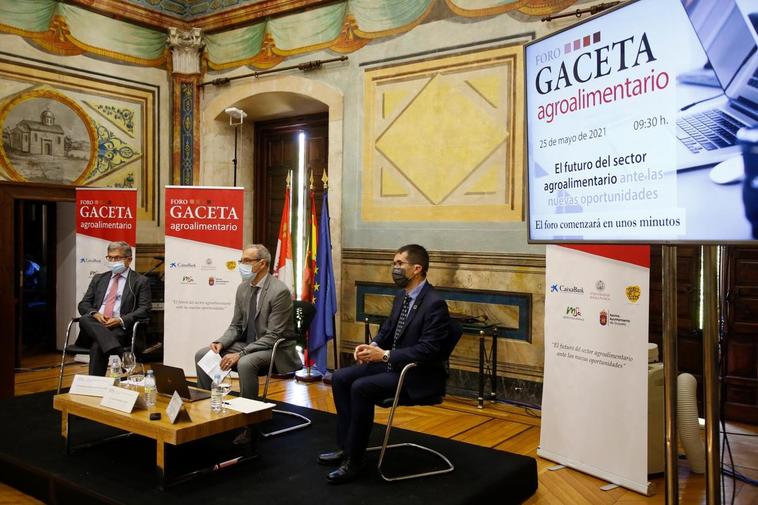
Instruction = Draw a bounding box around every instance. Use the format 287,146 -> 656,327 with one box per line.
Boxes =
625,285 -> 641,303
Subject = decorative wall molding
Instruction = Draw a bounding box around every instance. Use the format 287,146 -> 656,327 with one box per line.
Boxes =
343,248 -> 546,269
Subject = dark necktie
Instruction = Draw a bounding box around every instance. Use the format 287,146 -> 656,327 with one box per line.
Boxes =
246,286 -> 259,343
391,295 -> 413,350
388,295 -> 412,371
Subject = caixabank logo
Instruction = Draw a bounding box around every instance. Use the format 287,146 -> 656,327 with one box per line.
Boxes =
550,283 -> 584,294
563,306 -> 584,321
169,261 -> 197,269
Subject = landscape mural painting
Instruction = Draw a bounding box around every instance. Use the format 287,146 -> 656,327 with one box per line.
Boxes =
0,88 -> 96,185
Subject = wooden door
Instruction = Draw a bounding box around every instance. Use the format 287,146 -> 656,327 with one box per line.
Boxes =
0,182 -> 74,398
724,246 -> 758,423
253,113 -> 328,272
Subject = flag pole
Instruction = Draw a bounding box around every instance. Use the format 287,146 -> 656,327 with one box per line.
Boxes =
296,172 -> 323,383
320,171 -> 337,385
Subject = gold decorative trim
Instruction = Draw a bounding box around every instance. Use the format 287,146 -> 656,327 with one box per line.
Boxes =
445,0 -> 575,17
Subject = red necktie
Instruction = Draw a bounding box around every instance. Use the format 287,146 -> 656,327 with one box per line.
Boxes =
102,274 -> 120,318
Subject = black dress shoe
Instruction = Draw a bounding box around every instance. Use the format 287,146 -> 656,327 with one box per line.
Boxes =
317,449 -> 344,465
327,457 -> 366,484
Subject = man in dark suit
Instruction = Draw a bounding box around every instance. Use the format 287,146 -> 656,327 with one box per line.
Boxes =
76,241 -> 151,376
319,244 -> 450,484
194,244 -> 301,444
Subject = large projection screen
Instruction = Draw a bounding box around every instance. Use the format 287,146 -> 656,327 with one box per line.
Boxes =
526,0 -> 758,243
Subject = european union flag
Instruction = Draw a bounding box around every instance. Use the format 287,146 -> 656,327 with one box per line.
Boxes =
309,188 -> 336,373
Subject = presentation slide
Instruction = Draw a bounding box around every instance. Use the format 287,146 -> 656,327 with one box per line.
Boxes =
526,0 -> 758,242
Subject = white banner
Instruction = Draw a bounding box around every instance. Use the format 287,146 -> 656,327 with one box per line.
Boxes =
164,186 -> 244,374
539,245 -> 650,494
75,188 -> 137,311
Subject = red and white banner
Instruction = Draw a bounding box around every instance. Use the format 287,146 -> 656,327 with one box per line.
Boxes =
76,188 -> 137,304
539,244 -> 651,494
164,186 -> 244,373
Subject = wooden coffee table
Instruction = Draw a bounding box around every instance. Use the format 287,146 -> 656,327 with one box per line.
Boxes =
53,392 -> 272,488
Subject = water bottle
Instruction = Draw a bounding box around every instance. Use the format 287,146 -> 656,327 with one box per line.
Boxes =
210,373 -> 223,413
144,370 -> 157,408
107,355 -> 121,383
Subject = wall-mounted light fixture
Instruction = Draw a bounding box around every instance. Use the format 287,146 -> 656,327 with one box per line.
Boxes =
224,107 -> 247,186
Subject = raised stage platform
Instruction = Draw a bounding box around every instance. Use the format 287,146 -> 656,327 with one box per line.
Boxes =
0,391 -> 538,505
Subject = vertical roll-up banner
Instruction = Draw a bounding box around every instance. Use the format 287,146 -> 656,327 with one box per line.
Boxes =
164,186 -> 244,373
76,188 -> 137,304
539,244 -> 651,494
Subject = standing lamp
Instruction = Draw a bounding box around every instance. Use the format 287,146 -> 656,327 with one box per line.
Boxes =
224,107 -> 247,186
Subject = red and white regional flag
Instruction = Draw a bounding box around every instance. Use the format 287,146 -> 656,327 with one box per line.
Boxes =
273,181 -> 295,297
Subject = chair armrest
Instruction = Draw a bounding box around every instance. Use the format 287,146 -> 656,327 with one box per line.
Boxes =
380,362 -> 418,410
262,338 -> 286,400
130,319 -> 149,353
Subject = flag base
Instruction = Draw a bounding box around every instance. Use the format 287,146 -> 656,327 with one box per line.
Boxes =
295,367 -> 323,383
322,371 -> 334,385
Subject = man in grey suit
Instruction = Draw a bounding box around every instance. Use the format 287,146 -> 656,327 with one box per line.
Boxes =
194,244 -> 301,442
76,241 -> 151,376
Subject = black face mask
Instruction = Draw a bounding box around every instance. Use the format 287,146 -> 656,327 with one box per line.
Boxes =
392,267 -> 411,288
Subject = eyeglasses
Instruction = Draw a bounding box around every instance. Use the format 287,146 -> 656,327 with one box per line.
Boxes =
105,255 -> 129,261
239,257 -> 260,265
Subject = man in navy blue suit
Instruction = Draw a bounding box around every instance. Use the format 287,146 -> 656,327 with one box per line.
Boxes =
319,244 -> 450,484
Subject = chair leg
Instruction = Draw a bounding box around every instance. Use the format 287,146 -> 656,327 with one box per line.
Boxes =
367,442 -> 455,481
259,409 -> 312,438
57,318 -> 78,394
365,361 -> 454,481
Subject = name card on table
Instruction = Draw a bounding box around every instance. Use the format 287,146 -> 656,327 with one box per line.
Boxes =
99,386 -> 146,414
69,375 -> 117,397
166,391 -> 191,424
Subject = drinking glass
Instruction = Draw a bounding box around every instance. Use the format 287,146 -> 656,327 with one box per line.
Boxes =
122,352 -> 136,388
130,362 -> 145,388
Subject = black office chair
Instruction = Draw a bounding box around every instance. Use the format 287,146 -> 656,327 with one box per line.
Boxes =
366,318 -> 463,481
258,300 -> 316,437
271,300 -> 316,379
56,317 -> 148,394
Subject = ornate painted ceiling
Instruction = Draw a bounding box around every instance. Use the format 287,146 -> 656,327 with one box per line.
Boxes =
122,0 -> 269,19
0,0 -> 580,70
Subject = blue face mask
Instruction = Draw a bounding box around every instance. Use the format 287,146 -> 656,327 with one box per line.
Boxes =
238,263 -> 253,281
108,261 -> 127,275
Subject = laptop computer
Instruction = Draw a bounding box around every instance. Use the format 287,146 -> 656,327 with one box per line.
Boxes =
151,363 -> 211,402
676,0 -> 758,169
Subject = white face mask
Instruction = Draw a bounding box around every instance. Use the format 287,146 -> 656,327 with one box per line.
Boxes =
108,261 -> 127,275
238,263 -> 253,281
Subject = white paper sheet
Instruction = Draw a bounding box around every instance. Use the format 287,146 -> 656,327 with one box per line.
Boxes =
224,397 -> 275,414
197,350 -> 231,382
